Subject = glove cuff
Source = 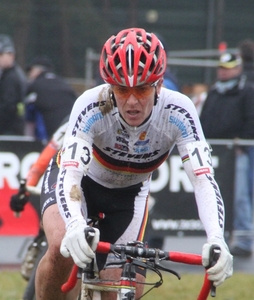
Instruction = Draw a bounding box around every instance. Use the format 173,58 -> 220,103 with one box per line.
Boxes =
207,237 -> 229,250
66,218 -> 87,231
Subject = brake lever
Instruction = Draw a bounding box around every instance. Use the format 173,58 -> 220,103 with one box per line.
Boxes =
153,261 -> 180,279
208,245 -> 221,297
153,249 -> 180,279
84,227 -> 95,245
83,227 -> 96,279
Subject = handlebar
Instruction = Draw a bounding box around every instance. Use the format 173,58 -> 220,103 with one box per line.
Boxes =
61,241 -> 215,300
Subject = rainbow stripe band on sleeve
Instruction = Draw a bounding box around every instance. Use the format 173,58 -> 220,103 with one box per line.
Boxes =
181,154 -> 190,163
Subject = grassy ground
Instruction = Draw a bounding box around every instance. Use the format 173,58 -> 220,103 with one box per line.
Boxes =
0,269 -> 253,300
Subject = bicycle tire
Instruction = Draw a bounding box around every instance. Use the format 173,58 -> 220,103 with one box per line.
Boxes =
22,238 -> 48,300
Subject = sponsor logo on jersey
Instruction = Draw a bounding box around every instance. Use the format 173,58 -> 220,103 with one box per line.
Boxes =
134,139 -> 149,146
103,147 -> 159,159
165,104 -> 199,141
114,143 -> 129,152
83,112 -> 104,133
58,168 -> 71,219
169,116 -> 188,138
72,101 -> 105,136
206,174 -> 224,228
139,131 -> 147,140
133,146 -> 149,153
194,167 -> 211,176
63,161 -> 79,168
117,128 -> 130,139
116,136 -> 129,145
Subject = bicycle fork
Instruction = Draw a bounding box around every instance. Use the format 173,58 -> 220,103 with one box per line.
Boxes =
80,261 -> 136,300
119,262 -> 136,300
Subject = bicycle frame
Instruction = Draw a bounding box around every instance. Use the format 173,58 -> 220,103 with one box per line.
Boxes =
80,261 -> 136,300
24,188 -> 215,300
62,241 -> 215,300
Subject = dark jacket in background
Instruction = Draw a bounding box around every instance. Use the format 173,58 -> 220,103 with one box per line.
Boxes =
25,71 -> 77,142
242,62 -> 254,88
200,76 -> 254,140
0,64 -> 27,135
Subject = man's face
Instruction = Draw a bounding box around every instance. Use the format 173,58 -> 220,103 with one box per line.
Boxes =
111,81 -> 162,127
0,52 -> 14,69
217,65 -> 242,81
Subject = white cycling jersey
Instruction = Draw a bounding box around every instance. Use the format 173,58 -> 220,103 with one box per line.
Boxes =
57,84 -> 225,241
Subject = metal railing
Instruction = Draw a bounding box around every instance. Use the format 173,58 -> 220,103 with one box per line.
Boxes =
84,47 -> 239,88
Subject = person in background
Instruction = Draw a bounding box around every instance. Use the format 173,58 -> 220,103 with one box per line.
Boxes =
163,67 -> 180,91
24,56 -> 76,145
238,38 -> 254,255
0,34 -> 27,135
155,32 -> 180,92
200,52 -> 254,257
238,39 -> 254,86
189,83 -> 208,116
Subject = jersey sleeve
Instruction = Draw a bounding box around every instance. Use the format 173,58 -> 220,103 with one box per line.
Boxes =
56,91 -> 95,227
178,140 -> 225,241
169,93 -> 225,241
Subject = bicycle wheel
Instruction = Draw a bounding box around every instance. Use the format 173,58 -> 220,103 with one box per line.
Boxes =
22,237 -> 48,300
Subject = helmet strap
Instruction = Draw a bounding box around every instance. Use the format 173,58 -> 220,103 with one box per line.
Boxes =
110,92 -> 117,107
154,91 -> 159,106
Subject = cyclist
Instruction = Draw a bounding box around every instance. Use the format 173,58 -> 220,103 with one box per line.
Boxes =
36,28 -> 233,300
10,116 -> 69,212
10,117 -> 68,280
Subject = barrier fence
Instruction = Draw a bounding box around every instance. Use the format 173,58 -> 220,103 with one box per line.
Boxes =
1,137 -> 253,239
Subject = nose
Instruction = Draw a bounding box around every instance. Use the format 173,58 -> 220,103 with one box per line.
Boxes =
126,94 -> 138,105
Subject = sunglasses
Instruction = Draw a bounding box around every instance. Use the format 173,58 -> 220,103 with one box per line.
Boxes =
111,81 -> 159,99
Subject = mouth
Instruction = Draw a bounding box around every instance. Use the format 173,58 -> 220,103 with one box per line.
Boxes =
127,110 -> 139,117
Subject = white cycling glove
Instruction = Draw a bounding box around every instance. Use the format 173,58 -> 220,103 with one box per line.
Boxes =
202,237 -> 233,287
60,219 -> 100,268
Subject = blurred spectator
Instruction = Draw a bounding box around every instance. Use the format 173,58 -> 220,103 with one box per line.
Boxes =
238,39 -> 254,86
163,68 -> 179,91
154,32 -> 180,91
24,56 -> 77,145
238,38 -> 254,252
189,83 -> 208,116
0,34 -> 27,135
200,52 -> 254,257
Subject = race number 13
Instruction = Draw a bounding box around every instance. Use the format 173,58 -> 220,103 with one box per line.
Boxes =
186,141 -> 213,176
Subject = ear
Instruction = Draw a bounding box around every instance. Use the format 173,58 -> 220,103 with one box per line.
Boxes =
156,78 -> 164,93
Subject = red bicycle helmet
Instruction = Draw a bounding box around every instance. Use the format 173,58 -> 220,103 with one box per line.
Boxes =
100,28 -> 167,87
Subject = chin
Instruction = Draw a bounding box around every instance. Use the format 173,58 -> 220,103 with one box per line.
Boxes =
127,119 -> 142,127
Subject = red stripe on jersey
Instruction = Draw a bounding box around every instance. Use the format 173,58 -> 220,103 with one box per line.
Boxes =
93,147 -> 168,174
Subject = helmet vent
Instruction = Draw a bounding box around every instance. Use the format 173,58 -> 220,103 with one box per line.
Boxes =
144,34 -> 152,52
140,52 -> 146,65
100,28 -> 166,86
